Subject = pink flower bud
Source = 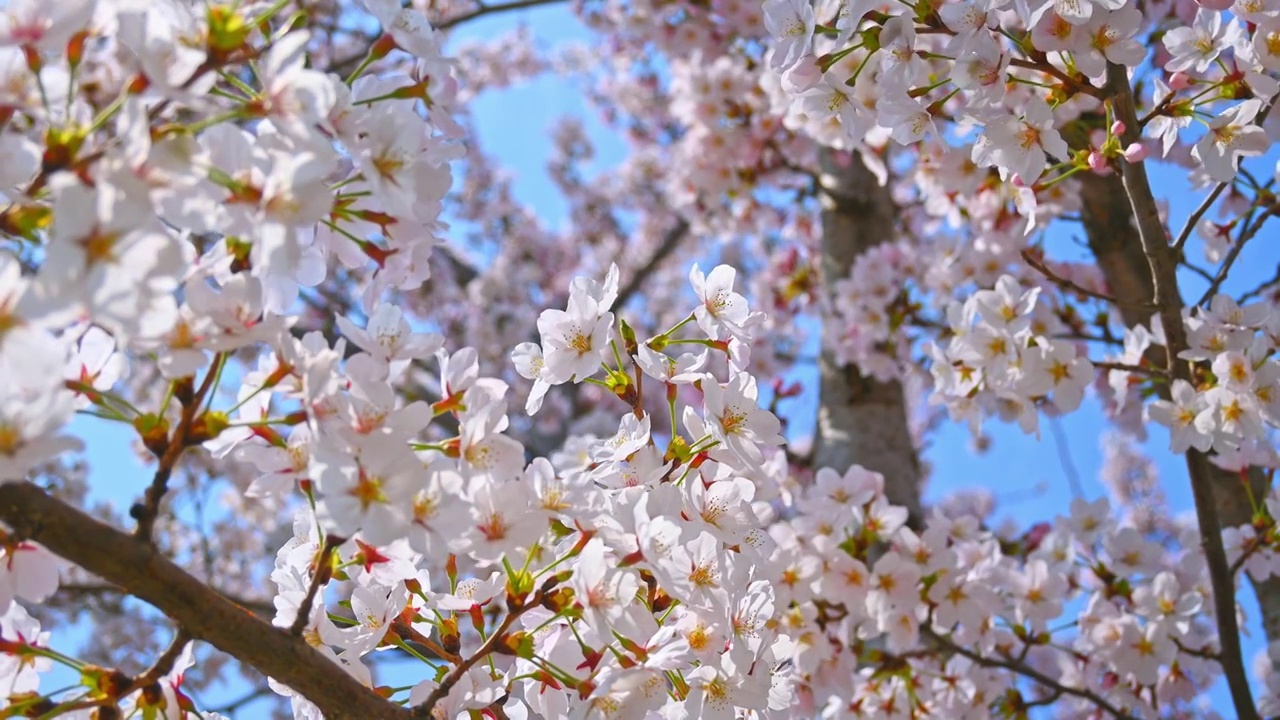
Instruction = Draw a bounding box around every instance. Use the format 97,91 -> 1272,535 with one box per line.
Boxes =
1011,174 -> 1025,187
1169,72 -> 1193,90
1123,142 -> 1148,163
1088,151 -> 1109,172
1110,120 -> 1126,136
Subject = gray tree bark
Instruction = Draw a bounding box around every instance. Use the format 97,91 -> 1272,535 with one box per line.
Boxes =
812,149 -> 923,523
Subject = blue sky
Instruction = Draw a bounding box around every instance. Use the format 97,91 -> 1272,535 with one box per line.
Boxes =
50,3 -> 1280,716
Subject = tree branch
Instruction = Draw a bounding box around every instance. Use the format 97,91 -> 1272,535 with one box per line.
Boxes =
1197,207 -> 1277,306
133,359 -> 222,543
612,220 -> 690,312
437,0 -> 570,30
412,599 -> 537,718
0,483 -> 412,720
290,534 -> 343,636
1021,249 -> 1155,310
925,629 -> 1138,720
54,581 -> 277,617
1106,61 -> 1259,720
1172,183 -> 1227,254
138,627 -> 194,687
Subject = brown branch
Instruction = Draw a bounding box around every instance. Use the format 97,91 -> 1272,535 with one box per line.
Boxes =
54,581 -> 277,617
1238,264 -> 1280,304
1092,360 -> 1168,377
210,684 -> 275,716
133,356 -> 223,543
612,220 -> 691,312
132,627 -> 194,691
437,0 -> 570,30
412,600 -> 537,718
290,534 -> 344,636
1172,184 -> 1228,254
1021,250 -> 1155,310
392,618 -> 462,665
925,629 -> 1137,719
1181,259 -> 1217,284
1007,57 -> 1103,100
0,483 -> 413,720
1197,207 -> 1277,306
1106,61 -> 1259,720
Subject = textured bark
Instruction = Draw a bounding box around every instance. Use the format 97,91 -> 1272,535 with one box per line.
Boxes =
0,482 -> 413,720
1081,153 -> 1280,646
1080,116 -> 1280,681
1079,173 -> 1157,323
812,149 -> 922,522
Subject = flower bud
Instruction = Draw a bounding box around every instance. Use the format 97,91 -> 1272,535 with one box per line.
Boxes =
1123,142 -> 1148,163
1169,72 -> 1194,90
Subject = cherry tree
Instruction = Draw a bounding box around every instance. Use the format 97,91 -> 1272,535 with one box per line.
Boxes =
2,0 -> 1280,717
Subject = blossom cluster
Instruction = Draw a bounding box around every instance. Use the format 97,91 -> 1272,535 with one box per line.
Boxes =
926,275 -> 1095,436
1142,295 -> 1280,470
0,0 -> 1278,715
762,0 -> 1275,186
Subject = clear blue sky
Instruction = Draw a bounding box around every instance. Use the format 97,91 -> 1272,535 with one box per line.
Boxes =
54,4 -> 1280,716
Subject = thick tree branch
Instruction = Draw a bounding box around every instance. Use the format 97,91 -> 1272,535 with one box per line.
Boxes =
1106,62 -> 1259,720
1082,150 -> 1280,666
0,483 -> 413,720
54,581 -> 277,617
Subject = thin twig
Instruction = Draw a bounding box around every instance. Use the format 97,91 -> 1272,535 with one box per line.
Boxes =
290,534 -> 344,636
1180,259 -> 1216,284
31,628 -> 195,714
1197,208 -> 1277,306
1172,102 -> 1274,256
1048,416 -> 1085,500
393,618 -> 463,665
437,0 -> 569,29
1172,184 -> 1228,254
925,628 -> 1137,720
1238,264 -> 1280,304
133,356 -> 223,543
412,599 -> 540,718
1022,250 -> 1155,309
210,684 -> 274,716
140,628 -> 194,685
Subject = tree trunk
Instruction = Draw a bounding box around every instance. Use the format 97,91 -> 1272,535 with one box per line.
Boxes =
812,149 -> 923,523
1081,171 -> 1280,643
